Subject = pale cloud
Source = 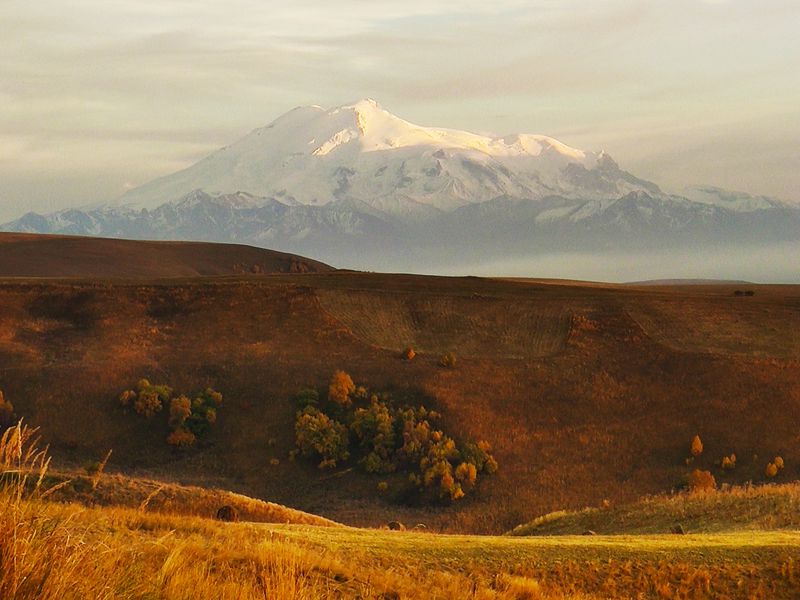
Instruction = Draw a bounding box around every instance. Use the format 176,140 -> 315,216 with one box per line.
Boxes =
0,0 -> 798,220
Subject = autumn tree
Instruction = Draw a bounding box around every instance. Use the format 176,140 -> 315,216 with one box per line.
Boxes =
687,469 -> 716,492
295,406 -> 350,468
690,435 -> 703,458
328,370 -> 355,407
350,397 -> 396,473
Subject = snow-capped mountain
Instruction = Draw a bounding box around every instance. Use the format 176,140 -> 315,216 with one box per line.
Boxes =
112,98 -> 661,215
3,99 -> 799,274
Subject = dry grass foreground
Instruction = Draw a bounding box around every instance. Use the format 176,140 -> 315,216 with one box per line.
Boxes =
4,423 -> 800,600
41,470 -> 338,527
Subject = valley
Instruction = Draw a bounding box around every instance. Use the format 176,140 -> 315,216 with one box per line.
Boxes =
1,239 -> 799,534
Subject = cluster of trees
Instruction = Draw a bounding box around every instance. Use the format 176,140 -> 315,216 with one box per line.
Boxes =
685,434 -> 788,490
293,370 -> 497,503
119,379 -> 222,447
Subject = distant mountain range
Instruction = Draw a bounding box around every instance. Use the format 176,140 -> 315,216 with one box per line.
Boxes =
4,99 -> 799,273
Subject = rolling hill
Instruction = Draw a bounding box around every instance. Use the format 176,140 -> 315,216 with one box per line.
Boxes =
1,253 -> 799,533
0,232 -> 332,278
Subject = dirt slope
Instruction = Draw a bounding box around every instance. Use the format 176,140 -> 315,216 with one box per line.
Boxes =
1,271 -> 799,533
0,233 -> 332,278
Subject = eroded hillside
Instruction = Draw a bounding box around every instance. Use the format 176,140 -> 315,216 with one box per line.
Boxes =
1,272 -> 799,533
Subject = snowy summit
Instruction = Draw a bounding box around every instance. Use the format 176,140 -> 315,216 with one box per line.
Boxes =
114,99 -> 658,215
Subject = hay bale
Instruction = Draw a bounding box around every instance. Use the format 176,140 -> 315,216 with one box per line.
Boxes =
215,505 -> 240,522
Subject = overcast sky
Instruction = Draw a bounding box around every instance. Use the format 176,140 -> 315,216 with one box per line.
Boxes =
1,0 -> 798,221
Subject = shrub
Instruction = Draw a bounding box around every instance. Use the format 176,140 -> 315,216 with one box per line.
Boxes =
295,406 -> 350,468
183,388 -> 223,437
351,397 -> 396,473
167,428 -> 196,447
120,381 -> 222,446
328,370 -> 355,407
130,380 -> 173,418
687,469 -> 716,492
690,435 -> 703,458
721,453 -> 736,470
168,395 -> 192,429
0,391 -> 15,429
455,462 -> 477,488
765,462 -> 778,478
294,388 -> 319,409
402,347 -> 416,361
461,440 -> 499,475
118,389 -> 136,407
134,390 -> 163,418
377,481 -> 389,493
420,434 -> 464,501
774,456 -> 785,470
438,352 -> 456,368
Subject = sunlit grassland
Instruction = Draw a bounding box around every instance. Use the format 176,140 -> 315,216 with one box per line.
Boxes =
4,424 -> 800,599
510,483 -> 800,536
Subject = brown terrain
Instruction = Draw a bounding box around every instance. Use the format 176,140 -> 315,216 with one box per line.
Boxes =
0,232 -> 332,277
1,233 -> 799,534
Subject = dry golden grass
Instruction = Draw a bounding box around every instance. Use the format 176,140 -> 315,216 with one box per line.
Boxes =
41,470 -> 339,526
509,483 -> 800,536
4,423 -> 800,599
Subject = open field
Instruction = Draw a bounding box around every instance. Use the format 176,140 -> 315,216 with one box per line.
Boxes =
3,422 -> 797,600
8,489 -> 800,599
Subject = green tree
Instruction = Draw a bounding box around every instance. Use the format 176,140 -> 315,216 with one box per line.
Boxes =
295,407 -> 350,469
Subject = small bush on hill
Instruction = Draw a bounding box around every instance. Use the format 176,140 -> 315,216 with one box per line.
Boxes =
690,435 -> 703,458
774,456 -> 785,470
687,469 -> 716,492
721,453 -> 736,470
118,380 -> 222,447
294,388 -> 319,409
119,379 -> 173,418
402,347 -> 416,361
765,462 -> 779,478
328,370 -> 355,407
166,428 -> 196,447
438,352 -> 456,368
292,371 -> 497,503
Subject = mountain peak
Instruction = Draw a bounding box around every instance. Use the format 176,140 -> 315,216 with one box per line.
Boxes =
112,99 -> 660,212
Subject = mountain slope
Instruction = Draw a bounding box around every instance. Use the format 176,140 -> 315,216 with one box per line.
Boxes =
113,99 -> 660,213
0,232 -> 332,278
